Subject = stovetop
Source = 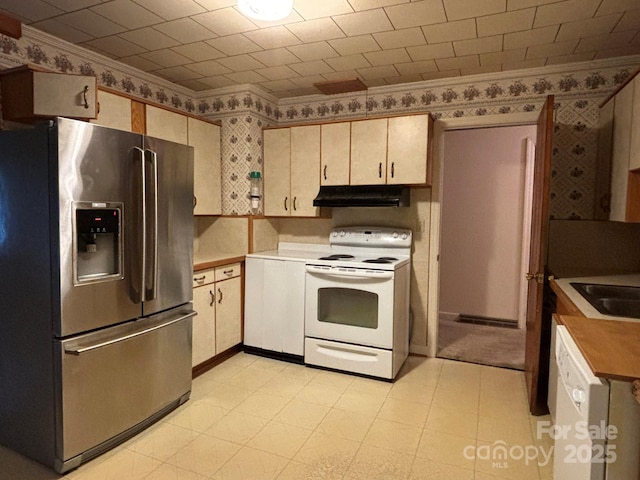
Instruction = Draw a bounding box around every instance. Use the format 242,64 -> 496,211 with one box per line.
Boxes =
308,252 -> 410,271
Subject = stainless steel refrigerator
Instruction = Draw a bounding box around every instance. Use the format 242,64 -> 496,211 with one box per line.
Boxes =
0,117 -> 195,473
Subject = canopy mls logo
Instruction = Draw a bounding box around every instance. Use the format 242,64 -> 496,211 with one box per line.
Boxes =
463,420 -> 619,469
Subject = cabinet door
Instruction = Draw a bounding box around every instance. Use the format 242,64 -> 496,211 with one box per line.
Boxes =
321,122 -> 350,185
629,75 -> 640,171
387,114 -> 430,185
610,81 -> 634,222
215,276 -> 242,354
192,285 -> 216,367
243,258 -> 264,349
146,105 -> 188,144
92,90 -> 132,132
290,125 -> 320,217
189,117 -> 221,215
282,261 -> 305,356
350,118 -> 387,185
263,128 -> 291,216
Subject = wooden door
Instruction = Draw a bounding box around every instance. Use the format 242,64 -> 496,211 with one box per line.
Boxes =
350,118 -> 388,185
290,125 -> 320,217
524,95 -> 554,415
263,128 -> 291,216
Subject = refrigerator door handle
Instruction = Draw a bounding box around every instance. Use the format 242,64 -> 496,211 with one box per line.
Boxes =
64,311 -> 196,355
131,146 -> 146,304
144,149 -> 159,301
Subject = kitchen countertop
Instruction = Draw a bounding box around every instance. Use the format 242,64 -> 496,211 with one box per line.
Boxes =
245,242 -> 331,262
558,315 -> 640,382
194,253 -> 246,271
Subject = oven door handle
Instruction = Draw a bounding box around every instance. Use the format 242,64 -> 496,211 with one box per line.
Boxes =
306,266 -> 394,280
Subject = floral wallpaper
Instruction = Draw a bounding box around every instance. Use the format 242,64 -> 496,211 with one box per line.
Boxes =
1,26 -> 639,218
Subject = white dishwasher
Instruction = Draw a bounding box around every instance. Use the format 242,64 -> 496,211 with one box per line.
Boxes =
553,326 -> 640,480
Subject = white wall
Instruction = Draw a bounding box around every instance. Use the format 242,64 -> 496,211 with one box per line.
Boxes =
439,125 -> 537,321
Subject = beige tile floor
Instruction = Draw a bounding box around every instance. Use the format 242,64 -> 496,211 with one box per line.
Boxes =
1,353 -> 555,480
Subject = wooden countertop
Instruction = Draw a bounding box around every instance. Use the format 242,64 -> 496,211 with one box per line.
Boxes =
194,254 -> 245,272
558,315 -> 640,382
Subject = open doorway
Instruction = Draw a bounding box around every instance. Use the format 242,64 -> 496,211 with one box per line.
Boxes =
436,125 -> 537,370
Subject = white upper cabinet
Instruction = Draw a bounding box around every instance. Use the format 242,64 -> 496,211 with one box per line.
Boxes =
92,90 -> 132,132
188,117 -> 221,216
387,114 -> 432,185
610,79 -> 634,222
145,105 -> 188,144
350,118 -> 388,185
321,122 -> 351,185
263,128 -> 292,216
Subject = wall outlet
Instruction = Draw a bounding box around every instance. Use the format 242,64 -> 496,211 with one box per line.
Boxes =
417,219 -> 426,232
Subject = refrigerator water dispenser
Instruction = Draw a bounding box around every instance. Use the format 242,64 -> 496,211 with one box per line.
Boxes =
74,203 -> 122,284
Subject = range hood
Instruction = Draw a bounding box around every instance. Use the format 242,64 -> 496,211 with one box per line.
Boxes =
312,185 -> 410,207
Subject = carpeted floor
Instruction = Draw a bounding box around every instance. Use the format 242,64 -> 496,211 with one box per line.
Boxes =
436,316 -> 526,370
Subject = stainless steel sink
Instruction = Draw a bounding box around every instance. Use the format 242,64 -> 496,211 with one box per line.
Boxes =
570,283 -> 640,318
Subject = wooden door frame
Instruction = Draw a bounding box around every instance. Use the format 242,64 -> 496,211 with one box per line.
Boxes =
425,111 -> 539,358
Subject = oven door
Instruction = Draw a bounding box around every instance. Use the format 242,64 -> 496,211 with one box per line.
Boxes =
305,265 -> 395,349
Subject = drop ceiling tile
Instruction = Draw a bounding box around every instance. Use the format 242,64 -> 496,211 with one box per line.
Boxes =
421,19 -> 476,44
332,9 -> 394,36
224,70 -> 269,84
533,0 -> 601,28
285,18 -> 345,43
364,48 -> 412,66
56,10 -> 128,37
289,74 -> 328,88
289,60 -> 335,76
575,31 -> 635,52
373,28 -> 426,49
328,35 -> 381,55
139,48 -> 193,67
83,35 -> 147,57
255,65 -> 299,80
503,25 -> 558,49
217,54 -> 266,72
443,0 -> 506,21
286,42 -> 340,61
207,34 -> 262,55
501,58 -> 546,70
394,59 -> 438,75
118,54 -> 163,71
244,26 -> 302,49
453,35 -> 502,56
461,64 -> 501,75
614,8 -> 640,31
356,64 -> 399,79
350,0 -> 409,9
43,0 -> 102,12
250,48 -> 301,66
594,43 -> 640,58
479,48 -> 526,65
193,0 -> 236,10
120,27 -> 180,50
325,53 -> 372,71
545,51 -> 597,65
154,18 -> 217,44
596,0 -> 640,16
525,39 -> 579,60
155,65 -> 202,82
171,42 -> 226,62
90,0 -> 164,30
131,0 -> 206,20
32,18 -> 94,43
406,42 -> 455,61
435,54 -> 480,70
556,14 -> 622,41
177,78 -> 214,91
385,0 -> 447,29
259,79 -> 300,92
422,69 -> 461,80
192,8 -> 258,37
293,0 -> 354,20
248,10 -> 304,29
322,70 -> 360,81
0,0 -> 63,22
477,8 -> 535,36
187,59 -> 233,76
385,74 -> 424,85
199,75 -> 237,89
507,0 -> 560,10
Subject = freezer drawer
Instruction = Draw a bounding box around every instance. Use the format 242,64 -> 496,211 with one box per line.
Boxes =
55,307 -> 194,470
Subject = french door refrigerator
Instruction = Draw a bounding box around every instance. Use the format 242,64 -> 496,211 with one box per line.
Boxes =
0,117 -> 195,473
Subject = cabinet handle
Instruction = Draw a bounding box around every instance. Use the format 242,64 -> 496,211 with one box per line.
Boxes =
194,275 -> 205,284
284,197 -> 288,211
193,195 -> 197,208
209,289 -> 215,306
323,165 -> 327,180
391,162 -> 395,178
223,269 -> 233,275
217,287 -> 223,304
293,196 -> 297,211
378,162 -> 382,178
82,85 -> 90,109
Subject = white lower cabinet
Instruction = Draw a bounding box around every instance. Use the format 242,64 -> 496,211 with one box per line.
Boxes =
192,263 -> 242,368
244,257 -> 305,357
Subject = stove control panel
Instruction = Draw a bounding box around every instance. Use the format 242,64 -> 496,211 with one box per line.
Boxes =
330,226 -> 412,248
